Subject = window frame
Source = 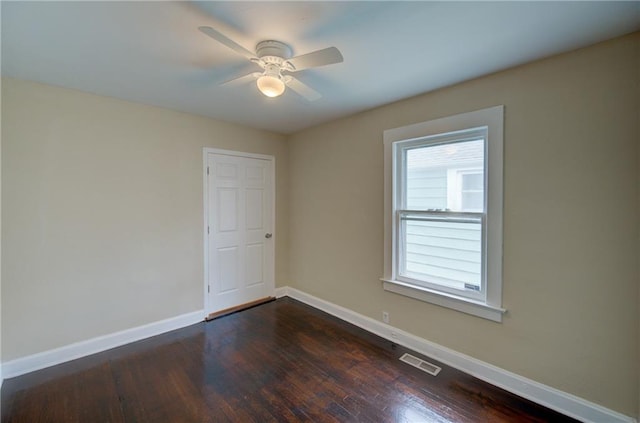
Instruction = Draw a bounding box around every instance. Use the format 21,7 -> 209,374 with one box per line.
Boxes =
382,106 -> 506,322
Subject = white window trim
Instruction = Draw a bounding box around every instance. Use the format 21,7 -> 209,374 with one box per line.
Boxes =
382,105 -> 506,322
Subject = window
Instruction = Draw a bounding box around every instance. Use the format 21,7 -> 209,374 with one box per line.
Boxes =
382,106 -> 505,322
400,135 -> 485,299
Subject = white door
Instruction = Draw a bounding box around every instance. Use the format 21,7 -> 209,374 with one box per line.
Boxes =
205,150 -> 274,315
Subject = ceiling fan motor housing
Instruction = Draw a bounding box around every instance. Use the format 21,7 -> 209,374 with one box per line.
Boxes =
256,40 -> 293,60
262,63 -> 282,78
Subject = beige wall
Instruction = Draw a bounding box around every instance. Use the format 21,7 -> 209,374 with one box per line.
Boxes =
1,78 -> 288,361
288,33 -> 639,416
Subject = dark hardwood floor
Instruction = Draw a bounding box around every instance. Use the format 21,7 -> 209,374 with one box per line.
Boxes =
2,298 -> 577,422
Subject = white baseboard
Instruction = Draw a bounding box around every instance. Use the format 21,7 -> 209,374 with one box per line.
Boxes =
275,286 -> 288,298
280,286 -> 636,423
3,310 -> 204,379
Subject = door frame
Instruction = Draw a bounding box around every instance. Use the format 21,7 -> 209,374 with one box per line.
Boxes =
202,147 -> 276,317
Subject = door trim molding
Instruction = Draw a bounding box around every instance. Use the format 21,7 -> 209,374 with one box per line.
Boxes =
203,148 -> 276,317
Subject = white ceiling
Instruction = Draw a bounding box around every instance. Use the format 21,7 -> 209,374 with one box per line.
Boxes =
2,1 -> 639,134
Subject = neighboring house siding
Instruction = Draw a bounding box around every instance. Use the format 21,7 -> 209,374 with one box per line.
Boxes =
404,141 -> 484,289
406,220 -> 482,289
406,168 -> 447,210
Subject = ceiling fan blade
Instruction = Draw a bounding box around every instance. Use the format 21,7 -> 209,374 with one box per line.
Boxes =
199,26 -> 257,61
287,47 -> 343,72
221,72 -> 261,87
285,76 -> 322,101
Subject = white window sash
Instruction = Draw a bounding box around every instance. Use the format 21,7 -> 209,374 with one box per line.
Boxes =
396,210 -> 486,303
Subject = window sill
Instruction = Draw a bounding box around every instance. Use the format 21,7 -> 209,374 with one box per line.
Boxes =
380,278 -> 506,323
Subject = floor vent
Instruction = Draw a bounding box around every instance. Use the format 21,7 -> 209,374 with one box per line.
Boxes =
399,353 -> 441,376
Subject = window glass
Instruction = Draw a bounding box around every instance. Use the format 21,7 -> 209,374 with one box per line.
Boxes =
405,139 -> 484,212
401,215 -> 482,291
461,172 -> 484,212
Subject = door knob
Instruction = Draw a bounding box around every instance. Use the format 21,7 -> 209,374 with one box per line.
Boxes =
265,233 -> 272,239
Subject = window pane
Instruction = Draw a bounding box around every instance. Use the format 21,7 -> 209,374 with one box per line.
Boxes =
406,139 -> 484,212
462,173 -> 483,190
461,192 -> 483,211
401,217 -> 481,291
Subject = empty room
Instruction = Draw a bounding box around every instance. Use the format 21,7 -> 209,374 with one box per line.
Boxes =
1,1 -> 639,422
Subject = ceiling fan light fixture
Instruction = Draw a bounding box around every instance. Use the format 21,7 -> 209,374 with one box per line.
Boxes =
257,75 -> 285,98
199,26 -> 343,101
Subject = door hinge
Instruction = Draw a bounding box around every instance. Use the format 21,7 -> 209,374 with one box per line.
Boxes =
207,166 -> 209,175
207,226 -> 210,234
208,285 -> 210,293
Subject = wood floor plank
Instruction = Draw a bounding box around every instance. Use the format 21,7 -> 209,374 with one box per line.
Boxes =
1,298 -> 578,423
111,341 -> 216,423
2,363 -> 124,423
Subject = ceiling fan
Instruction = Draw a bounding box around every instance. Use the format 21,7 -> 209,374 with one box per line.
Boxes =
199,26 -> 343,101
